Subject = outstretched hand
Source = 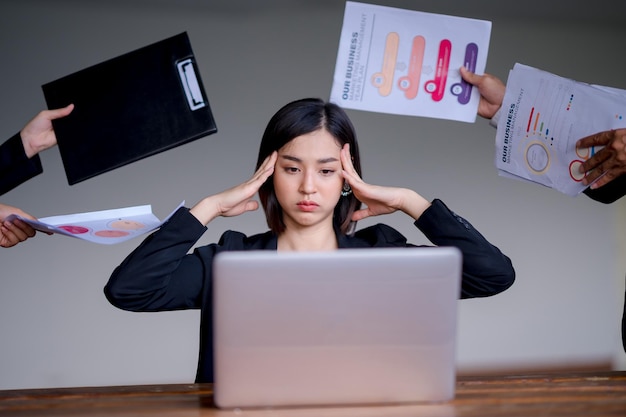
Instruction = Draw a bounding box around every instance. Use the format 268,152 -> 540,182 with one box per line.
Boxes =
460,67 -> 505,120
0,203 -> 38,248
190,152 -> 277,225
20,104 -> 74,158
340,144 -> 430,222
577,128 -> 626,189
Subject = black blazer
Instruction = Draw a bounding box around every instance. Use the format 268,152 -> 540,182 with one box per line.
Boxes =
105,199 -> 515,383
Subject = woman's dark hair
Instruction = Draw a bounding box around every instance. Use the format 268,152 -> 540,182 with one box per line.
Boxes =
256,98 -> 362,235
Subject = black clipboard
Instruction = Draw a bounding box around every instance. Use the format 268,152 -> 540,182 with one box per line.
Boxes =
42,32 -> 217,185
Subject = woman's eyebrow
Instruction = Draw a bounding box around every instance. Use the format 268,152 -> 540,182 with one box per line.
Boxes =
280,155 -> 339,164
280,154 -> 302,163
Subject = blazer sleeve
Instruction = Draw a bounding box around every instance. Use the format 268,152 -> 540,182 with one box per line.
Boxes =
415,199 -> 515,299
0,133 -> 43,195
583,175 -> 626,204
104,207 -> 210,312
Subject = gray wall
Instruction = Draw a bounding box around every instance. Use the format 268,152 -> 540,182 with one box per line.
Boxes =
1,0 -> 625,389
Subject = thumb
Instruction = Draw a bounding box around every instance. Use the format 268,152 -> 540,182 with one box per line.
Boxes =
50,103 -> 75,120
459,66 -> 479,85
351,208 -> 370,222
243,200 -> 259,213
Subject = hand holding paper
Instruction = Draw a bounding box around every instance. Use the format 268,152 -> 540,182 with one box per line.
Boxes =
494,63 -> 626,196
330,1 -> 492,123
6,202 -> 183,245
0,203 -> 39,248
459,66 -> 505,119
577,128 -> 626,189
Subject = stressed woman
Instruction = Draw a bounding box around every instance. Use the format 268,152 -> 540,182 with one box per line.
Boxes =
104,98 -> 515,383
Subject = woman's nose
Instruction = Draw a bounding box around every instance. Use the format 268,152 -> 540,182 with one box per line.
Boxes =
299,172 -> 316,194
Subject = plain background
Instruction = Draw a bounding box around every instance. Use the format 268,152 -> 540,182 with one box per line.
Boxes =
1,0 -> 625,390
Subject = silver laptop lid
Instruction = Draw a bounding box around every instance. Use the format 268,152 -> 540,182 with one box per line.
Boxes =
213,247 -> 462,408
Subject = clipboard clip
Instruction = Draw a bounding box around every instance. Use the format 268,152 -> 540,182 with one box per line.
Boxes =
177,58 -> 206,111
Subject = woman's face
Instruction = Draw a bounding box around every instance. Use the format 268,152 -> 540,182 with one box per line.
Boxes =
273,128 -> 344,232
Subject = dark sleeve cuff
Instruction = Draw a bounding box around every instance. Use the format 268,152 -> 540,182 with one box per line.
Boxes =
583,175 -> 626,204
160,206 -> 208,236
414,199 -> 473,241
0,132 -> 43,195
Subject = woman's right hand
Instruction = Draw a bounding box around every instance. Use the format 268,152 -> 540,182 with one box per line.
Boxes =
189,152 -> 277,225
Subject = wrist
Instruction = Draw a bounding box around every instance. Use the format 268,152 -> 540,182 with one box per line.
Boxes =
20,132 -> 36,158
190,196 -> 221,226
489,107 -> 502,129
400,189 -> 431,220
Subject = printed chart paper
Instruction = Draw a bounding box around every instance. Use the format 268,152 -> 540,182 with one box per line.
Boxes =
330,1 -> 491,122
7,202 -> 183,245
495,63 -> 626,196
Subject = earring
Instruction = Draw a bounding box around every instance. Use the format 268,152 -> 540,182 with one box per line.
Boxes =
341,182 -> 352,197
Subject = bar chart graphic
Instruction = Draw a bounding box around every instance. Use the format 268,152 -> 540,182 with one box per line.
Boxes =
521,80 -> 577,178
496,63 -> 626,196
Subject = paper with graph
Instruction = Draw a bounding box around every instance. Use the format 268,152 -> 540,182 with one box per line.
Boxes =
6,202 -> 183,245
329,1 -> 491,123
495,63 -> 626,196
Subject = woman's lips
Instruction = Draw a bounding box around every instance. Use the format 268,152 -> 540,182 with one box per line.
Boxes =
297,201 -> 318,212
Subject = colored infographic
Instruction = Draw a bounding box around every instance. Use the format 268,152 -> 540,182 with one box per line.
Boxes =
372,35 -> 478,104
495,63 -> 626,196
7,202 -> 183,245
330,1 -> 492,123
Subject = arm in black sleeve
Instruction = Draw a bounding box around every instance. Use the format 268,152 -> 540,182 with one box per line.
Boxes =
0,133 -> 43,195
104,207 -> 210,312
415,199 -> 515,299
583,175 -> 626,204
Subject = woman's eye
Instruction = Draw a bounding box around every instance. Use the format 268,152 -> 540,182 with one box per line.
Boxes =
320,169 -> 335,175
285,167 -> 299,173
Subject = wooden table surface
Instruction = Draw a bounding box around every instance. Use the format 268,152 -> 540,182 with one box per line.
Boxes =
1,371 -> 625,416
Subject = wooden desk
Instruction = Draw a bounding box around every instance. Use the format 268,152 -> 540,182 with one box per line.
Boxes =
1,371 -> 625,416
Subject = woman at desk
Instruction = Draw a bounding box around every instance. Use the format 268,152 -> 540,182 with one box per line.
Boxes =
105,97 -> 516,383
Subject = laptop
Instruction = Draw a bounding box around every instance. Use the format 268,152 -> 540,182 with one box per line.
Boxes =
212,247 -> 462,409
42,32 -> 217,185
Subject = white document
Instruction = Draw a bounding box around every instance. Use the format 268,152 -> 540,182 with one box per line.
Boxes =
329,1 -> 491,123
7,201 -> 184,245
495,63 -> 626,196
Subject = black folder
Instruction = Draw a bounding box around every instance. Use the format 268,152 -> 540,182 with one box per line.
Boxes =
42,32 -> 217,185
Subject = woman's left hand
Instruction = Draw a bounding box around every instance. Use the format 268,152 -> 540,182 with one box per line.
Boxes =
340,144 -> 430,222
